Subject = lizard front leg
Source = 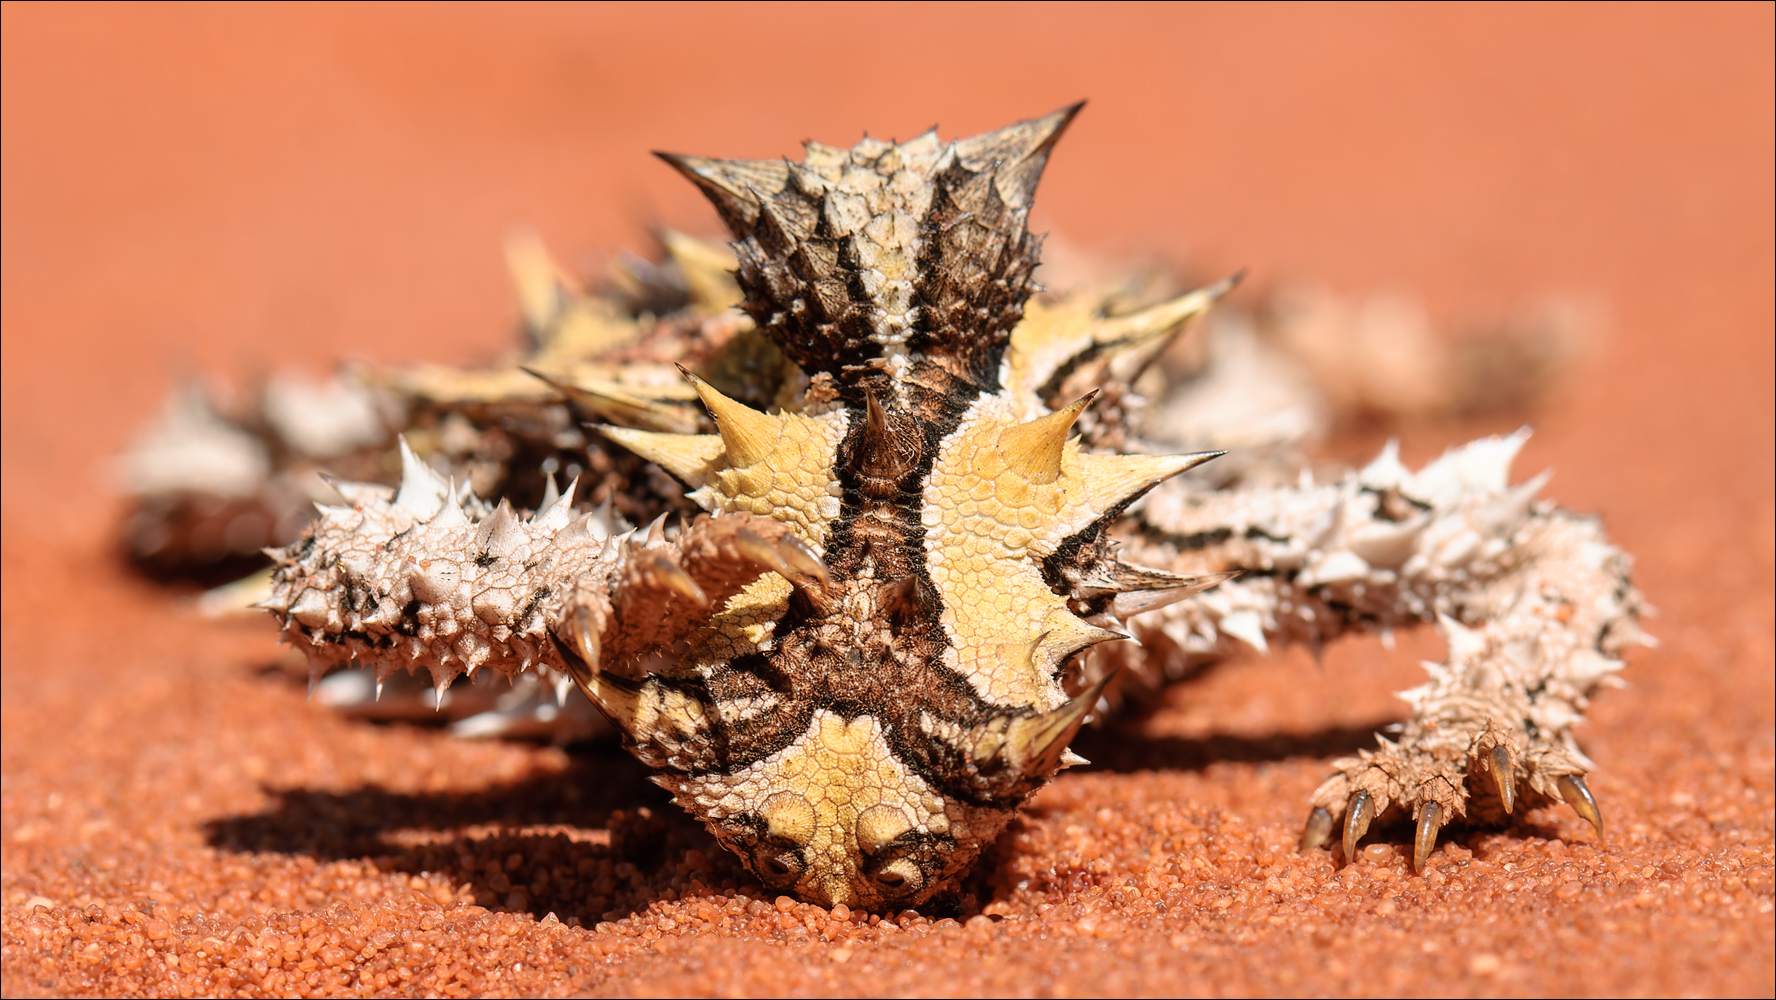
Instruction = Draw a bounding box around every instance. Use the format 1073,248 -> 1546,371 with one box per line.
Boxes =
260,439 -> 803,719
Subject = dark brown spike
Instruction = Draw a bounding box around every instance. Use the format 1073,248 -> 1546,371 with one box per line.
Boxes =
878,574 -> 935,629
951,102 -> 1083,209
853,390 -> 922,491
654,153 -> 790,236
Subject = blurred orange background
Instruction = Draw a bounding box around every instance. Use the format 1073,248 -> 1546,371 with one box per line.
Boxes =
2,7 -> 1772,994
4,3 -> 1769,552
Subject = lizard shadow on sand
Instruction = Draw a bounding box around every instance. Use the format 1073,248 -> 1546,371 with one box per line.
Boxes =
202,710 -> 1418,923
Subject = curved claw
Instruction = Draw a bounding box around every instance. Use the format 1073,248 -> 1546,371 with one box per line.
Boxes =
774,533 -> 830,587
1342,789 -> 1374,862
1557,774 -> 1604,838
649,553 -> 709,607
568,603 -> 600,674
735,527 -> 798,579
1413,801 -> 1442,873
1300,806 -> 1334,852
1490,744 -> 1516,815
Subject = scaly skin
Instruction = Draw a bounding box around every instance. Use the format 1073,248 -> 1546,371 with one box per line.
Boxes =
264,105 -> 1643,907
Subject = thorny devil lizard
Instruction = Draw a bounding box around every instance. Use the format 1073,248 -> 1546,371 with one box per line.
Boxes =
262,105 -> 1646,910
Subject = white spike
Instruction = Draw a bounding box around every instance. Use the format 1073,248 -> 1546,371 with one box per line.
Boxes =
1474,469 -> 1553,536
1410,428 -> 1533,507
537,474 -> 560,514
1437,614 -> 1487,665
394,438 -> 449,519
429,482 -> 470,529
1296,550 -> 1370,588
591,495 -> 619,536
532,476 -> 578,531
1347,516 -> 1425,570
1107,572 -> 1237,620
474,501 -> 525,559
1358,439 -> 1408,489
1219,610 -> 1269,655
288,589 -> 332,629
323,477 -> 388,505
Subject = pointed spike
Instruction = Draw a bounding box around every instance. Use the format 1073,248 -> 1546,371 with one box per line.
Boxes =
429,483 -> 469,529
1491,744 -> 1517,815
1557,774 -> 1604,837
645,513 -> 669,545
533,476 -> 577,530
502,226 -> 579,333
591,495 -> 618,536
997,669 -> 1118,778
950,102 -> 1084,208
474,500 -> 524,559
1300,807 -> 1335,852
650,553 -> 709,607
1343,789 -> 1374,862
1072,450 -> 1224,514
526,367 -> 705,435
596,425 -> 725,486
654,152 -> 790,236
394,437 -> 448,519
538,474 -> 560,513
1218,610 -> 1270,655
856,389 -> 920,480
1107,570 -> 1239,620
685,372 -> 782,468
1089,278 -> 1238,382
1414,802 -> 1443,873
998,393 -> 1095,485
878,574 -> 933,627
1058,749 -> 1090,770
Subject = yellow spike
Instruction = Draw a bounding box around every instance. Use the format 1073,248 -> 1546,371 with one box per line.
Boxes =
597,426 -> 725,485
661,232 -> 742,314
524,368 -> 705,434
998,392 -> 1095,485
1089,276 -> 1236,381
995,669 -> 1116,777
686,373 -> 782,468
1072,450 -> 1222,513
503,226 -> 577,332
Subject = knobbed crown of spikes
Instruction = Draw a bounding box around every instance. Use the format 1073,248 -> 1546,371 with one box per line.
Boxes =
658,104 -> 1075,393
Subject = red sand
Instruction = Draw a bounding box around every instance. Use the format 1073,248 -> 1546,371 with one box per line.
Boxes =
3,5 -> 1771,996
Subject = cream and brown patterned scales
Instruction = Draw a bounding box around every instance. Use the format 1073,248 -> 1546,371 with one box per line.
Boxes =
262,106 -> 1643,909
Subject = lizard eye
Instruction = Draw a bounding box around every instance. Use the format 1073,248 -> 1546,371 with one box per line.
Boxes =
755,847 -> 803,883
873,857 -> 924,896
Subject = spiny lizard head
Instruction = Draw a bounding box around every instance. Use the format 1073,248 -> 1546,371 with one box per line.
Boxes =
582,106 -> 1225,908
